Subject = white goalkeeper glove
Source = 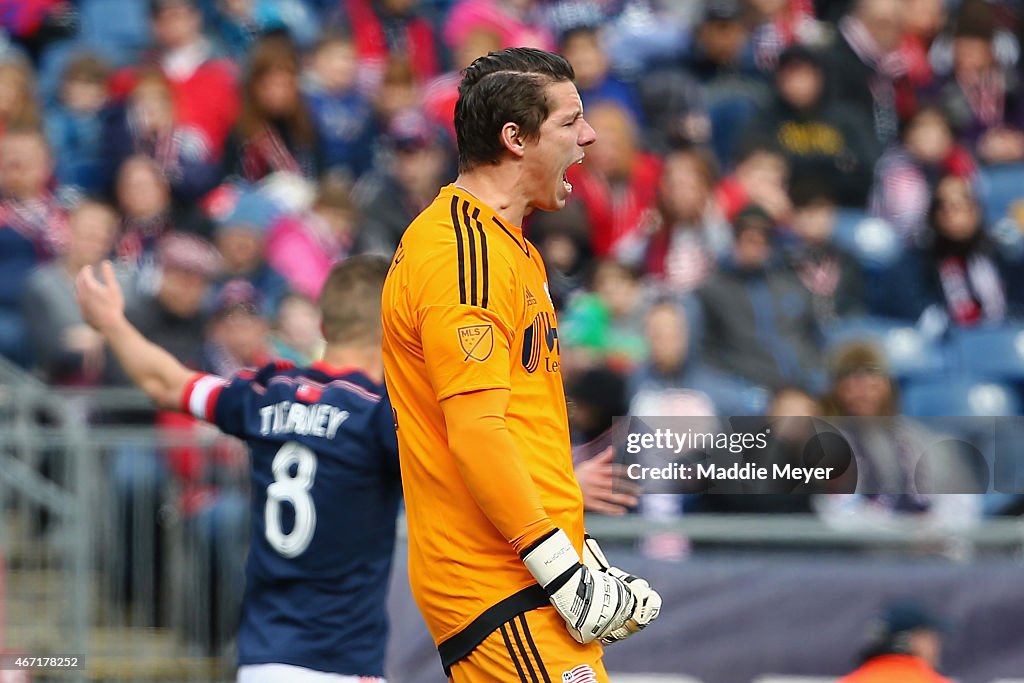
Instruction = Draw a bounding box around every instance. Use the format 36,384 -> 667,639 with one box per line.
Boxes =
521,528 -> 636,644
582,533 -> 662,644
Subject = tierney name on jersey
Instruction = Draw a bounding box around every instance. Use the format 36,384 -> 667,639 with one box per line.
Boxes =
258,400 -> 350,439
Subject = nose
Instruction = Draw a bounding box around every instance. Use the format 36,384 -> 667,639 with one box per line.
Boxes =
578,118 -> 597,147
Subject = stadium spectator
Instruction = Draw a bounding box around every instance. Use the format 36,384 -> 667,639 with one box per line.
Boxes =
22,199 -> 121,385
783,181 -> 864,326
715,139 -> 791,224
268,291 -> 323,365
840,600 -> 952,682
642,144 -> 730,294
747,0 -> 827,71
303,31 -> 378,181
822,0 -> 910,151
927,0 -> 1024,165
103,68 -> 222,201
628,298 -> 716,417
559,25 -> 644,125
696,204 -> 822,394
635,62 -> 710,154
869,106 -> 975,242
818,341 -> 982,530
526,200 -> 591,311
114,155 -> 215,288
745,45 -> 876,207
144,0 -> 240,159
898,0 -> 946,89
105,233 -> 221,387
0,53 -> 40,137
889,174 -> 1024,326
268,176 -> 365,299
226,35 -> 320,182
370,57 -> 422,128
44,53 -> 110,194
684,0 -> 768,165
201,279 -> 272,377
352,109 -> 451,255
209,0 -> 320,59
694,385 -> 825,513
0,125 -> 67,368
567,365 -> 629,447
342,0 -> 441,91
212,189 -> 289,316
561,260 -> 648,375
423,26 -> 503,144
443,0 -> 554,55
565,100 -> 662,259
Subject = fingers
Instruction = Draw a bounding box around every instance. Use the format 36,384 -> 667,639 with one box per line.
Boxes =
585,491 -> 638,516
592,445 -> 615,463
100,260 -> 117,288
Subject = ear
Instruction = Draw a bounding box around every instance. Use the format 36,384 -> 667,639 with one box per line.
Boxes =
499,122 -> 526,158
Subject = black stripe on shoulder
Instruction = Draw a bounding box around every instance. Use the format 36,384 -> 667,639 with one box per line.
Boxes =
491,216 -> 530,256
461,200 -> 478,306
450,195 -> 467,305
472,207 -> 489,309
518,614 -> 552,683
437,584 -> 548,674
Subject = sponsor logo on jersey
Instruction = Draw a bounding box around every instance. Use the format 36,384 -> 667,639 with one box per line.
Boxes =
525,286 -> 537,306
521,312 -> 559,373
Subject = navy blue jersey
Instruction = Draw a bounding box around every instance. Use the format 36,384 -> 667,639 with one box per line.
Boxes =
183,361 -> 401,677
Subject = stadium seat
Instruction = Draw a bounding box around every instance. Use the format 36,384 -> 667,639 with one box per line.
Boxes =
901,376 -> 1021,417
831,210 -> 902,270
823,317 -> 947,381
949,325 -> 1024,382
978,163 -> 1024,224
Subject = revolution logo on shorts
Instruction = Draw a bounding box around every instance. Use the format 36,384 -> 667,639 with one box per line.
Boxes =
562,664 -> 598,683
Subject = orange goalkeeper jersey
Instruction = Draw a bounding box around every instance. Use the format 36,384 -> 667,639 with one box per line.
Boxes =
381,185 -> 587,667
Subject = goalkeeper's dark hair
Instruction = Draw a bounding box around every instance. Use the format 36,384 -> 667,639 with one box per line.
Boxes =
319,255 -> 391,346
455,47 -> 575,173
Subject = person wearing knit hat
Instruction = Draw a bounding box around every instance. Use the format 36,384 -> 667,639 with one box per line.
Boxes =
822,340 -> 896,417
213,189 -> 289,316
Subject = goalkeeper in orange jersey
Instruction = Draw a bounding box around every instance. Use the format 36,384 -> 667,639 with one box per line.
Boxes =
381,47 -> 661,683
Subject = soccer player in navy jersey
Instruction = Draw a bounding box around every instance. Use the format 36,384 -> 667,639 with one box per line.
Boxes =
77,256 -> 400,683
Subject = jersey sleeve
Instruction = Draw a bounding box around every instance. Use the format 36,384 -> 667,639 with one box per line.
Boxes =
415,249 -> 520,402
180,371 -> 256,438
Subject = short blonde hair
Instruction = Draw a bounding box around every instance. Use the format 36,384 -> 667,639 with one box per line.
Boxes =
319,256 -> 391,345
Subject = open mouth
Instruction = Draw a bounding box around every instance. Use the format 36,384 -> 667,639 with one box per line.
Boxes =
562,156 -> 584,194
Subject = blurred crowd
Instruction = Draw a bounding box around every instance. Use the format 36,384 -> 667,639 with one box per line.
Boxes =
2,0 -> 1024,534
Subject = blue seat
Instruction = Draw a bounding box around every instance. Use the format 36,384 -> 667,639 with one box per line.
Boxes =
949,325 -> 1024,381
978,163 -> 1024,223
902,376 -> 1021,417
824,317 -> 947,380
832,210 -> 902,270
